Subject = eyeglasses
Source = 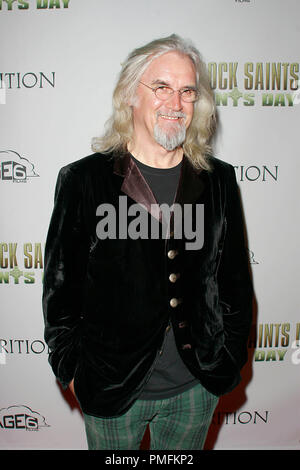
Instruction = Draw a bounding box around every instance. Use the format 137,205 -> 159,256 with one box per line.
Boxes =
139,81 -> 199,103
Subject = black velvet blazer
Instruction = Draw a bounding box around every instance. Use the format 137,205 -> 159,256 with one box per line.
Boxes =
43,151 -> 253,418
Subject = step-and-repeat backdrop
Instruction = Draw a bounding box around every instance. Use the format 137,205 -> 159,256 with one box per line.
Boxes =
1,0 -> 299,450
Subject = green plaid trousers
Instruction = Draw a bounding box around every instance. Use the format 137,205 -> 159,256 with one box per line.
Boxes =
83,382 -> 218,450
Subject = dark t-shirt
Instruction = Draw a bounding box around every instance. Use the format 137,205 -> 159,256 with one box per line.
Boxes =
130,155 -> 198,399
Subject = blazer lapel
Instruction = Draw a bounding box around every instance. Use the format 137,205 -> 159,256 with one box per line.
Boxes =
113,152 -> 160,220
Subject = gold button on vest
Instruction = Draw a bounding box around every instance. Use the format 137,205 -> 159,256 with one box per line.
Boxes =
167,249 -> 178,259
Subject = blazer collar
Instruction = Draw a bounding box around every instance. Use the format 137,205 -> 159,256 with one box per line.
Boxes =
113,151 -> 207,218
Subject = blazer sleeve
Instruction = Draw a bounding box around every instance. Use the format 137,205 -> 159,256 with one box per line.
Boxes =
217,165 -> 253,370
42,166 -> 89,389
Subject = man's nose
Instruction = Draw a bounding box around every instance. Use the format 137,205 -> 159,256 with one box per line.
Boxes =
166,90 -> 183,110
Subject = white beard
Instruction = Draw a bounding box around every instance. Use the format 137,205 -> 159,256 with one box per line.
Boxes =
153,120 -> 186,151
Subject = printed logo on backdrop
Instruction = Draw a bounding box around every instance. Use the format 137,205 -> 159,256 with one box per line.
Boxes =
0,338 -> 48,365
0,0 -> 70,11
234,164 -> 278,182
212,409 -> 269,426
208,61 -> 300,107
249,321 -> 300,364
248,249 -> 258,265
0,72 -> 55,104
0,151 -> 39,183
0,242 -> 43,284
0,405 -> 50,431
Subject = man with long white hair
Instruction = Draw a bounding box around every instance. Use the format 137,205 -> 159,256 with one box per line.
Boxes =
43,34 -> 253,450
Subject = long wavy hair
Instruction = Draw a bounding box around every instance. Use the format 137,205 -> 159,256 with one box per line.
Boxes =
92,34 -> 216,170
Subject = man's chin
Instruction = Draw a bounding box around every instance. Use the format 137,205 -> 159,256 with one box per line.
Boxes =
154,124 -> 186,151
156,138 -> 184,152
